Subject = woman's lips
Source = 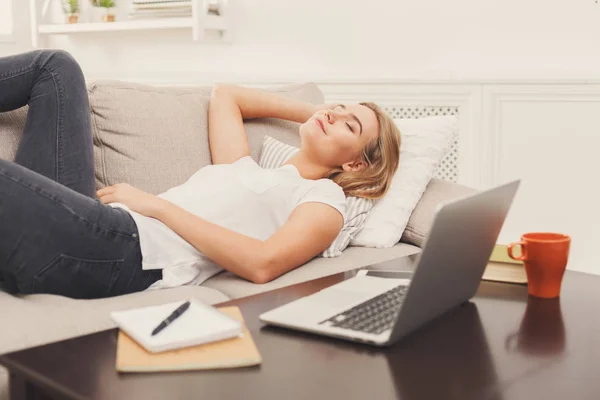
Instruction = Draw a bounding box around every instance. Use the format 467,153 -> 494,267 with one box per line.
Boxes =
316,119 -> 326,133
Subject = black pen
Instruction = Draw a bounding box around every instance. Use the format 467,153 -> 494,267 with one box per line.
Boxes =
151,300 -> 191,336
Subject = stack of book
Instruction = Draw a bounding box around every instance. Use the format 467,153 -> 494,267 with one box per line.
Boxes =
129,0 -> 221,20
482,243 -> 527,284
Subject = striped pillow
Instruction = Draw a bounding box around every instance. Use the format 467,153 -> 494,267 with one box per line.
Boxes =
259,136 -> 374,258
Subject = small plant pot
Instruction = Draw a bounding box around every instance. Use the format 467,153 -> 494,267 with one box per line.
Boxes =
67,14 -> 79,24
102,14 -> 115,22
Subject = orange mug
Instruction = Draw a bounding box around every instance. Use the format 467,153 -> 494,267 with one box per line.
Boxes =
508,232 -> 571,298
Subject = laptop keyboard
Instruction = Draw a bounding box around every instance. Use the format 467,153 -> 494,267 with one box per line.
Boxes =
319,286 -> 407,335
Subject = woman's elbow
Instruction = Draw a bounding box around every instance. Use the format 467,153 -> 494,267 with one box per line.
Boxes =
251,272 -> 271,285
251,256 -> 278,284
212,83 -> 237,98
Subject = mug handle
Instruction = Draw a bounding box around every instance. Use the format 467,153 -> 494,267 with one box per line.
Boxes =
508,242 -> 527,261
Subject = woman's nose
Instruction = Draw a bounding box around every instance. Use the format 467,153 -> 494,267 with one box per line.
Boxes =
325,111 -> 337,123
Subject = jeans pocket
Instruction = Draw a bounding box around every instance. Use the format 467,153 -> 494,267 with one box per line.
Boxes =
32,254 -> 123,299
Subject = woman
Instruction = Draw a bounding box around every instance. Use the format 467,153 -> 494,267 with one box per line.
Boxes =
0,50 -> 400,299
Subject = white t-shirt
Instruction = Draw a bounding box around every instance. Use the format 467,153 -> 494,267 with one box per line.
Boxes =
109,156 -> 346,289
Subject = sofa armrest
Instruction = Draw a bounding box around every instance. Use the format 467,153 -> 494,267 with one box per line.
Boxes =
400,178 -> 478,248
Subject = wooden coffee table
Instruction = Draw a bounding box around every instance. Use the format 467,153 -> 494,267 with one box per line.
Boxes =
2,255 -> 599,400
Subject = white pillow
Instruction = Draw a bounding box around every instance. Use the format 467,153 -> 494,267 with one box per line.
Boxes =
350,115 -> 459,248
259,136 -> 373,258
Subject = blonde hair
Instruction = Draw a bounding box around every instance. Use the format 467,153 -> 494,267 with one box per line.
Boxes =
324,102 -> 400,200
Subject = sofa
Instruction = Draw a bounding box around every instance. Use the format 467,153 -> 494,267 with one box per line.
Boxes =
0,80 -> 476,399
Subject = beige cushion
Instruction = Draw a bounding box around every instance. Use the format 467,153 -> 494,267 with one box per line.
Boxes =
0,368 -> 6,400
0,286 -> 229,356
0,106 -> 27,162
401,178 -> 478,247
89,80 -> 324,195
203,243 -> 421,299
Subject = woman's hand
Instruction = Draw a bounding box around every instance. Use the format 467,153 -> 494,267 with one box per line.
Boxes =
97,183 -> 164,218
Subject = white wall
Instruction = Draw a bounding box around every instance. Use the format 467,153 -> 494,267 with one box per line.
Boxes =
17,0 -> 600,83
481,84 -> 600,277
0,0 -> 29,49
0,0 -> 12,36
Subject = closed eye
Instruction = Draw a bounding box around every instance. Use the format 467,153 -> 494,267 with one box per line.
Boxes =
336,105 -> 360,135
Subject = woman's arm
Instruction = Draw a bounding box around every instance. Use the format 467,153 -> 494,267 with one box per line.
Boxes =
214,83 -> 319,122
97,183 -> 343,284
151,198 -> 343,284
208,84 -> 319,164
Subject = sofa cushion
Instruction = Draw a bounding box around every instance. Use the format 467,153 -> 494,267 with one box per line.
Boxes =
0,368 -> 6,400
0,106 -> 27,162
401,178 -> 478,247
0,285 -> 229,356
89,80 -> 324,195
202,242 -> 421,299
351,115 -> 459,248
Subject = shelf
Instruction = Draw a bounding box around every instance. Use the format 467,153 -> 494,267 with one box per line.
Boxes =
38,15 -> 227,35
30,0 -> 231,47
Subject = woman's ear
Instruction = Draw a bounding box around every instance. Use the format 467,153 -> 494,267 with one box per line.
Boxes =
342,159 -> 367,172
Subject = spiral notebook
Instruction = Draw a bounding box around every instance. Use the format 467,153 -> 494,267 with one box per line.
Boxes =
114,306 -> 262,372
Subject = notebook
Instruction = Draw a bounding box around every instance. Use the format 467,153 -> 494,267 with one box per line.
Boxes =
482,261 -> 527,285
115,306 -> 262,372
489,243 -> 523,265
483,244 -> 527,284
110,298 -> 242,353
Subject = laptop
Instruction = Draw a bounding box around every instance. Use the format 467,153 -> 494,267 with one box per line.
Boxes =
259,180 -> 521,346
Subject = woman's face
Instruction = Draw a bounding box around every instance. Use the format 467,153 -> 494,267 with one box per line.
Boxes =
299,104 -> 379,171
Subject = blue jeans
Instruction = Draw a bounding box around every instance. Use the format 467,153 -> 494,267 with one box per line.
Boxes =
0,50 -> 161,299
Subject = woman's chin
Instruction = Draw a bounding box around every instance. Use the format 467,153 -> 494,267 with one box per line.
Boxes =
298,126 -> 310,139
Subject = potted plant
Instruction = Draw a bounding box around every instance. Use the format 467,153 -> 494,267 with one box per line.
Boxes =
62,0 -> 80,24
98,0 -> 116,22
